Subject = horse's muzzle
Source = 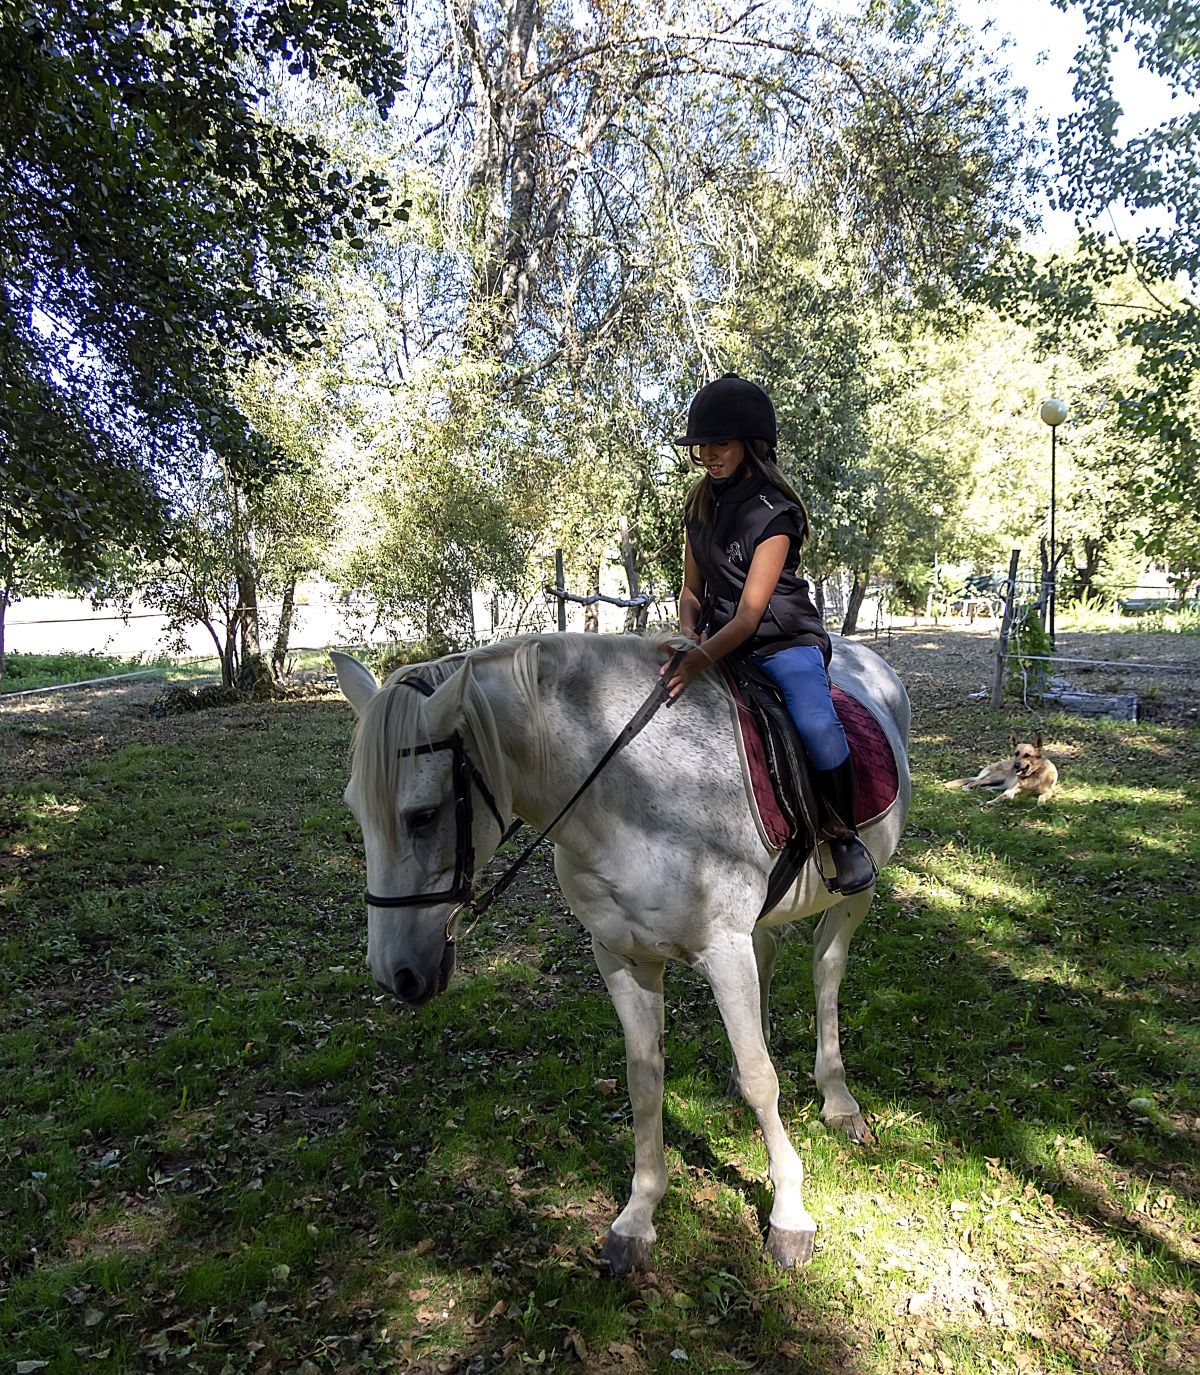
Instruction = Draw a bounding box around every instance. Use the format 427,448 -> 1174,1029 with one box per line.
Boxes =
376,937 -> 456,1005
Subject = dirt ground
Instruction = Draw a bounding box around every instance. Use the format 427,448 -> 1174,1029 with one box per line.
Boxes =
1,625 -> 1197,789
849,623 -> 1200,728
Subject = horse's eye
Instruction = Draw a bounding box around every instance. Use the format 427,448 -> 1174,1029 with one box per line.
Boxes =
406,807 -> 439,833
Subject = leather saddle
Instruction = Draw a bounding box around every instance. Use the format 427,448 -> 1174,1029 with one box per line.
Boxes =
718,657 -> 830,917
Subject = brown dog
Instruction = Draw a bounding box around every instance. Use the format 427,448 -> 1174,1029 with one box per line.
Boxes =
943,733 -> 1058,805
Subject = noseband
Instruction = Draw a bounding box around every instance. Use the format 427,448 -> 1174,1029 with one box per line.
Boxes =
363,678 -> 517,911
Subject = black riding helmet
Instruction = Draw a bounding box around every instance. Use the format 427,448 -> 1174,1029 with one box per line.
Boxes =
674,372 -> 777,448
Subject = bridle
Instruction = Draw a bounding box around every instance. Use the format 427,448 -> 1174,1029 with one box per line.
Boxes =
363,678 -> 520,911
362,651 -> 687,937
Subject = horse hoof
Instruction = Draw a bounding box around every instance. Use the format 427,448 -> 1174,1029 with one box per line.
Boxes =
823,1111 -> 874,1145
601,1231 -> 653,1276
765,1224 -> 815,1268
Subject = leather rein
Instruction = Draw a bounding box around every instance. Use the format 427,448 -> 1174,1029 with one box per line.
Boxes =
364,650 -> 687,937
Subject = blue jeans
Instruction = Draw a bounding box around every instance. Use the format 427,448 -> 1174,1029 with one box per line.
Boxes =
751,645 -> 850,772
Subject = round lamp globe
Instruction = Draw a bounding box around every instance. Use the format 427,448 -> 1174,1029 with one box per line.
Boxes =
1040,398 -> 1069,427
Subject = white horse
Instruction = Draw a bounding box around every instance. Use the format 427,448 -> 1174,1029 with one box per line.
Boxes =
332,632 -> 910,1274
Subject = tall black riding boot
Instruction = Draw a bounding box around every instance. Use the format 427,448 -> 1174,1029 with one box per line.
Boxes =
814,757 -> 877,895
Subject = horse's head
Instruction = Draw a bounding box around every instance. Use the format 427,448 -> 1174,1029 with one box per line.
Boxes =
333,651 -> 507,1006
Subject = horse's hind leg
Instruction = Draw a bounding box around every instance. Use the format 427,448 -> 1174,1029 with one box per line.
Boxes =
700,934 -> 816,1267
726,924 -> 785,1099
813,891 -> 873,1143
590,940 -> 668,1276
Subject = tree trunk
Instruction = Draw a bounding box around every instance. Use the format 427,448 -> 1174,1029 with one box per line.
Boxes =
221,618 -> 239,688
200,616 -> 235,689
841,574 -> 870,636
271,575 -> 297,679
584,554 -> 602,633
619,516 -> 648,632
1077,537 -> 1102,601
237,568 -> 261,661
1036,535 -> 1050,630
0,584 -> 8,683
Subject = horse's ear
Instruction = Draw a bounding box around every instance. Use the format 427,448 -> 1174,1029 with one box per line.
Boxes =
331,651 -> 379,717
424,660 -> 473,734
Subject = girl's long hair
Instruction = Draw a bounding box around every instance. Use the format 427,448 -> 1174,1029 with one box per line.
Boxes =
684,437 -> 809,541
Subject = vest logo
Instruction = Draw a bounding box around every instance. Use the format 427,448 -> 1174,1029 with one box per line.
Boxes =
759,494 -> 775,509
725,540 -> 744,564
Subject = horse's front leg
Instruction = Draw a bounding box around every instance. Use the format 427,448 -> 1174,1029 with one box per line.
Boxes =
726,923 -> 785,1099
591,939 -> 668,1276
812,891 -> 872,1142
700,935 -> 816,1267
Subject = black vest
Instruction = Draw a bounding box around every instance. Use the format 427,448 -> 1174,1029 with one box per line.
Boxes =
686,465 -> 830,661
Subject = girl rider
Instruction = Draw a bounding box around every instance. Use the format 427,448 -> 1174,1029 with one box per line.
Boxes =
662,373 -> 875,896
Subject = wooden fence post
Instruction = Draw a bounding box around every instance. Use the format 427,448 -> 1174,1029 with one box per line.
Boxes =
990,549 -> 1022,709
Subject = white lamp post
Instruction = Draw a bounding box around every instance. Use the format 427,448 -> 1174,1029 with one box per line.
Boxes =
1039,398 -> 1069,645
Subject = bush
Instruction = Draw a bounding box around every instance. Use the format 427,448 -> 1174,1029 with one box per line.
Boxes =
367,640 -> 446,680
1006,605 -> 1054,698
1,650 -> 150,691
150,683 -> 244,716
885,563 -> 934,616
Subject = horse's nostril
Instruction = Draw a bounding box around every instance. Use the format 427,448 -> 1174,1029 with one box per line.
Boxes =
393,967 -> 425,1003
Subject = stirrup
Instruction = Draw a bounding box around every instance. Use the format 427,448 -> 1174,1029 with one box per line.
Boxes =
828,837 -> 876,895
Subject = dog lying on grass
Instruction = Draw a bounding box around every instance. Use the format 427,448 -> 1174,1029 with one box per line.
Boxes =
943,732 -> 1058,805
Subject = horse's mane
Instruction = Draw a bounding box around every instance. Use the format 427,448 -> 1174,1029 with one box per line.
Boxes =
350,633 -> 686,845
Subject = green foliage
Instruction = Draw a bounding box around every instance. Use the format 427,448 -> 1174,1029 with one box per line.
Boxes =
149,682 -> 245,714
987,0 -> 1200,538
366,640 -> 446,678
317,0 -> 1037,634
0,0 -> 403,574
0,650 -> 167,692
886,562 -> 935,616
1006,603 -> 1056,696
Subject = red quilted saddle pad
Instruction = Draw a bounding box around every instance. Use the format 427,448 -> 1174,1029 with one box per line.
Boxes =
726,675 -> 900,847
831,685 -> 900,824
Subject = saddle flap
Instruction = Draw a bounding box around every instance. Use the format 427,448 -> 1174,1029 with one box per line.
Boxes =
718,660 -> 819,917
729,658 -> 822,840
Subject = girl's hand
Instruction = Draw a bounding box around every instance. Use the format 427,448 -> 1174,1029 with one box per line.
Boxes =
659,644 -> 712,699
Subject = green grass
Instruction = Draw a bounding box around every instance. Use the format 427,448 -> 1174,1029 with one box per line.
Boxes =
1,660 -> 1197,1374
1058,601 -> 1200,635
0,650 -> 215,693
